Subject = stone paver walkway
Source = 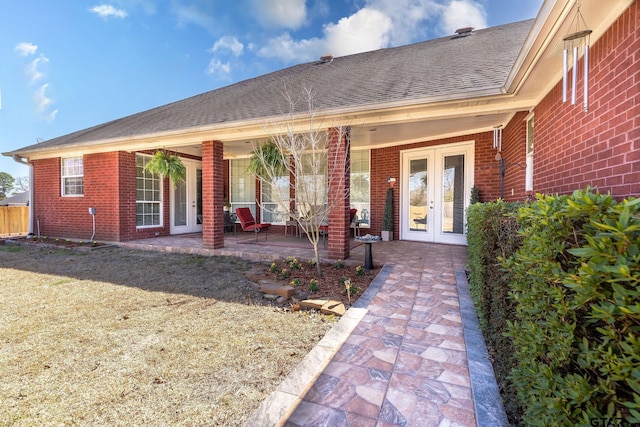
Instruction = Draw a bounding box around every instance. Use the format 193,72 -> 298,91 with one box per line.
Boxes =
280,243 -> 474,426
119,235 -> 505,426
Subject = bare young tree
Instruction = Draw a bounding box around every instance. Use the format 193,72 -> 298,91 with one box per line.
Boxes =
249,86 -> 350,275
13,176 -> 29,194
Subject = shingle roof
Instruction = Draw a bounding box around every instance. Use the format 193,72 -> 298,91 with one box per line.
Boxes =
9,19 -> 533,154
0,191 -> 29,206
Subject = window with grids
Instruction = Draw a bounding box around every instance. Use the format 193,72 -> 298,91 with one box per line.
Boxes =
295,152 -> 327,217
350,150 -> 370,226
136,155 -> 162,227
262,174 -> 290,224
229,158 -> 256,216
61,156 -> 84,196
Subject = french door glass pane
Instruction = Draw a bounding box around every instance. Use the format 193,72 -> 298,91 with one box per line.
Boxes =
196,168 -> 202,224
442,155 -> 465,234
409,158 -> 428,232
174,179 -> 187,226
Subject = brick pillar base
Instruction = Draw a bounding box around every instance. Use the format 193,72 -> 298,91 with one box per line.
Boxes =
327,127 -> 351,260
202,141 -> 224,249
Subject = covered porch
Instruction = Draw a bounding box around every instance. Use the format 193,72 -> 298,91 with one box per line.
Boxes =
117,231 -> 373,266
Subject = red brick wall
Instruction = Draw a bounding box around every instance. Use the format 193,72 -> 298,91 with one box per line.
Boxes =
202,141 -> 224,249
32,153 -> 122,241
502,111 -> 529,201
533,1 -> 640,198
31,151 -> 176,242
327,127 -> 351,260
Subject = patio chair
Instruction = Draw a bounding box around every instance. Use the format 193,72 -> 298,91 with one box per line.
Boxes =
235,208 -> 271,242
223,211 -> 236,235
319,209 -> 357,247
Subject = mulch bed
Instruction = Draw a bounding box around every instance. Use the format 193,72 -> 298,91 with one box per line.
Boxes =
252,256 -> 381,307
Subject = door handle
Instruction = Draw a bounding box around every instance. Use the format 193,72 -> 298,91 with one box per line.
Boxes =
429,201 -> 434,209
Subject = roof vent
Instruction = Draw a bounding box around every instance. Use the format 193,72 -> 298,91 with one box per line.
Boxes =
318,54 -> 334,64
452,27 -> 474,38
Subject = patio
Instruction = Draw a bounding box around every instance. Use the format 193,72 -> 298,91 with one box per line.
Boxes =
117,234 -> 506,426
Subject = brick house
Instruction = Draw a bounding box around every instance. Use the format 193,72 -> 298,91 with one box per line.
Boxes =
3,0 -> 638,260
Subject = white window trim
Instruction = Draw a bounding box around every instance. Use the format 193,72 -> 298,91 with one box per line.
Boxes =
136,154 -> 163,229
61,156 -> 84,197
525,113 -> 534,192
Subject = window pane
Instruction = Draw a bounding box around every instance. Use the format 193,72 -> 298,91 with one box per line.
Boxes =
350,150 -> 370,226
442,155 -> 465,234
136,155 -> 162,227
296,153 -> 327,215
262,175 -> 290,224
409,158 -> 428,232
230,158 -> 256,216
62,157 -> 84,196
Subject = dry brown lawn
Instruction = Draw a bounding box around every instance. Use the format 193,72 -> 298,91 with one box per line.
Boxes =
0,244 -> 335,426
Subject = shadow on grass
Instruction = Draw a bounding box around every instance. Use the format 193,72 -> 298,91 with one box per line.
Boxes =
0,244 -> 267,306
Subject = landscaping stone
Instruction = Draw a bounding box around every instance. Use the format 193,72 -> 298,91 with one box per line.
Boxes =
258,280 -> 295,299
320,300 -> 346,316
300,299 -> 329,310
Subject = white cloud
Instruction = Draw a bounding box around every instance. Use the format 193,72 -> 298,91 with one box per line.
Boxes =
33,83 -> 58,122
26,55 -> 49,84
257,8 -> 392,63
439,0 -> 487,34
251,0 -> 307,30
324,8 -> 393,57
90,4 -> 128,19
206,59 -> 231,78
15,42 -> 38,56
209,36 -> 244,57
362,0 -> 439,45
257,33 -> 324,63
255,0 -> 486,65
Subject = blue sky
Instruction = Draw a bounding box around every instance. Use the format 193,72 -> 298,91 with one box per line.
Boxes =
0,0 -> 543,182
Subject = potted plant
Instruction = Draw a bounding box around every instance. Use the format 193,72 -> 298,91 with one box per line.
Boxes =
382,187 -> 394,241
223,198 -> 231,212
144,150 -> 186,186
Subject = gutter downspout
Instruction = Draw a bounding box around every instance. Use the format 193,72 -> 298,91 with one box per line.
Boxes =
12,154 -> 34,237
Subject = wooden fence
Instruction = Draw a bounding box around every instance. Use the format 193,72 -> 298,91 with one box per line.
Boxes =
0,206 -> 29,236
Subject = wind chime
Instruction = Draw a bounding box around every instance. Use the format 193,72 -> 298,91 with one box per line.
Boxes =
493,126 -> 506,198
492,126 -> 502,154
562,4 -> 592,112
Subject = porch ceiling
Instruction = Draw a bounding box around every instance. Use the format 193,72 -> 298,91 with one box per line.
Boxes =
173,108 -> 518,160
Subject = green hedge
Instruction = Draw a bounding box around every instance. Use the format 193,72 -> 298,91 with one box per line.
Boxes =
466,200 -> 523,420
467,189 -> 640,426
505,189 -> 640,426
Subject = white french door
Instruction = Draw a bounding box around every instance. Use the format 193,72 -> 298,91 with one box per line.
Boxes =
400,142 -> 474,245
170,159 -> 202,234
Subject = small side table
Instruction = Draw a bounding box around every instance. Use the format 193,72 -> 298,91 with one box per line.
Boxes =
285,220 -> 299,238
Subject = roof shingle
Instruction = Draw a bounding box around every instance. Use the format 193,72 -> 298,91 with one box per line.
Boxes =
10,19 -> 533,154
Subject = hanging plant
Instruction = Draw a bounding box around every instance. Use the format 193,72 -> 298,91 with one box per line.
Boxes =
247,140 -> 287,180
144,150 -> 186,185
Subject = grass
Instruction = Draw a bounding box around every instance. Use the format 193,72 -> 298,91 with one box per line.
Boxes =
0,245 -> 336,426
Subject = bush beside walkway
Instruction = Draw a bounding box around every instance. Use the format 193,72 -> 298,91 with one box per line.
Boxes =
467,189 -> 640,426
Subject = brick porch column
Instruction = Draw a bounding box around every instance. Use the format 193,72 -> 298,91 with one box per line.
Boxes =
327,126 -> 351,260
202,140 -> 224,249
